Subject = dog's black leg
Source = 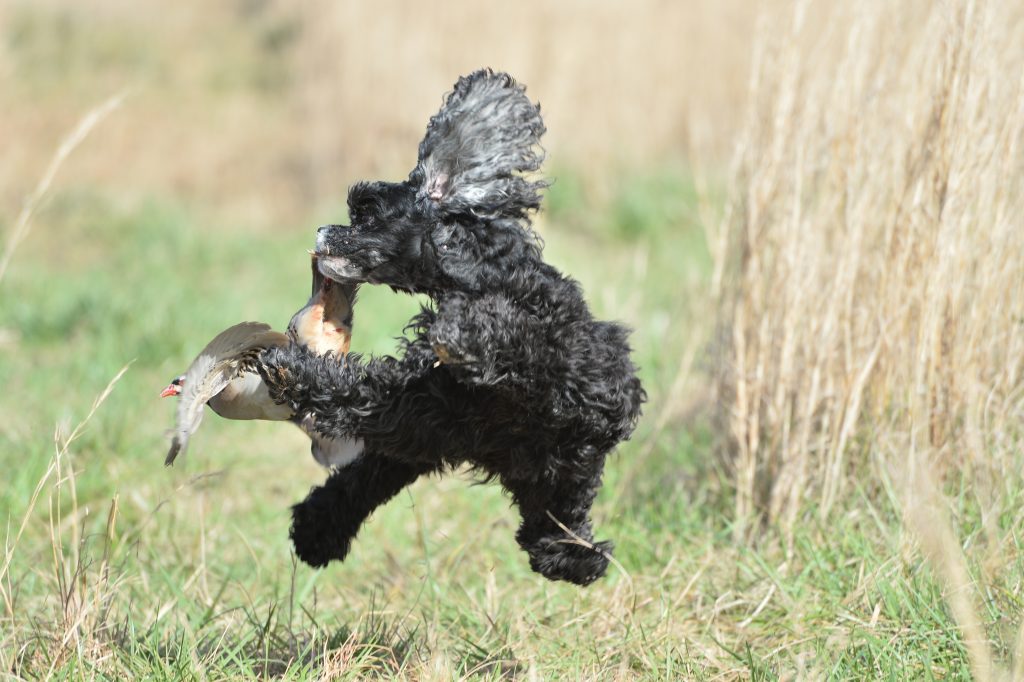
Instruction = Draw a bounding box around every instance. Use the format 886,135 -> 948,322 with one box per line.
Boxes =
503,448 -> 613,586
290,451 -> 435,568
258,343 -> 436,442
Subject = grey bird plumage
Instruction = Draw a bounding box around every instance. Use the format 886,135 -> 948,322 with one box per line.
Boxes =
163,256 -> 362,467
166,322 -> 289,465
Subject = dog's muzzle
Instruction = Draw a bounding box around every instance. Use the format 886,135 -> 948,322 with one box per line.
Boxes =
314,225 -> 375,284
315,225 -> 333,255
317,255 -> 364,283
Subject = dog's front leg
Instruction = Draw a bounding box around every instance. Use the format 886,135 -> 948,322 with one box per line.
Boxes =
257,344 -> 362,434
428,294 -> 548,395
258,342 -> 437,441
290,450 -> 438,567
261,344 -> 455,567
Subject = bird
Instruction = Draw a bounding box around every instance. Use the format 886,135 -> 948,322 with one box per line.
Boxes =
161,255 -> 361,467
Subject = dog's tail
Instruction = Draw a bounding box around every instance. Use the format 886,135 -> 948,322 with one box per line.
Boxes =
412,69 -> 548,221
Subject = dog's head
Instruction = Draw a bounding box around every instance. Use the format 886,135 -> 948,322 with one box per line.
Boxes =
315,69 -> 548,295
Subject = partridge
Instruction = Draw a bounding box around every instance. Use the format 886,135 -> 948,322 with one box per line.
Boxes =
162,255 -> 361,466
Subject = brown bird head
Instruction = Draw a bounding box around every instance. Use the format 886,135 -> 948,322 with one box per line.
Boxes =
288,253 -> 357,355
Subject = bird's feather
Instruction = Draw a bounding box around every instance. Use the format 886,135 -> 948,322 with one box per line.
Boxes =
166,322 -> 289,465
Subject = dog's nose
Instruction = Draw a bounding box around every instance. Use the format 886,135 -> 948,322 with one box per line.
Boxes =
315,226 -> 331,254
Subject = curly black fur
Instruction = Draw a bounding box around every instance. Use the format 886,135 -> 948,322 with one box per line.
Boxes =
260,69 -> 646,585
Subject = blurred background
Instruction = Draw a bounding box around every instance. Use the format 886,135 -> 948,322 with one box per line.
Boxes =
0,0 -> 752,225
2,0 -> 1023,678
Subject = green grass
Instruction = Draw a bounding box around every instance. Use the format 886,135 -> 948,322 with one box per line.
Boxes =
0,176 -> 1001,679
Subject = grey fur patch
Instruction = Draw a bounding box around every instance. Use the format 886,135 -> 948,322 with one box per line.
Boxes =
414,69 -> 548,220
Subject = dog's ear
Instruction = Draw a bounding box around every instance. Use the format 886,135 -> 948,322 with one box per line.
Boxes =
412,69 -> 548,220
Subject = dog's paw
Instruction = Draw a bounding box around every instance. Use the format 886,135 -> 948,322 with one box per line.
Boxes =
525,538 -> 613,586
257,346 -> 299,404
428,316 -> 477,366
430,342 -> 477,367
259,344 -> 327,412
289,495 -> 353,568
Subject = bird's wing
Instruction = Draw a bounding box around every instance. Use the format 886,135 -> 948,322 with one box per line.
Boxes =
166,322 -> 289,465
196,321 -> 289,359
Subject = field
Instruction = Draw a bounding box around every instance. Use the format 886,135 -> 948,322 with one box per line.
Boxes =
2,0 -> 1024,679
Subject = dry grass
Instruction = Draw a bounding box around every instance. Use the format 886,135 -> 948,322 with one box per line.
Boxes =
904,466 -> 995,681
0,365 -> 131,675
715,0 -> 1024,676
0,91 -> 124,285
715,0 -> 1024,528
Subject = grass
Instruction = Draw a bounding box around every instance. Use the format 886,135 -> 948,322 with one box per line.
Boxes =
0,172 -> 1010,679
716,0 -> 1024,523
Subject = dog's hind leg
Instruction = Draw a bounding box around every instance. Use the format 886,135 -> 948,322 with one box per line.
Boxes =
290,450 -> 436,568
503,448 -> 614,586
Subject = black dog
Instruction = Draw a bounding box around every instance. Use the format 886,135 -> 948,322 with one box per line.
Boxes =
259,70 -> 645,585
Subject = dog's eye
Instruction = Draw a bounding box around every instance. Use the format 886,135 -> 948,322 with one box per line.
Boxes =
349,204 -> 370,223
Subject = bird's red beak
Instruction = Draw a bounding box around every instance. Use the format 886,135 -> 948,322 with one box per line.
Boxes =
160,384 -> 179,398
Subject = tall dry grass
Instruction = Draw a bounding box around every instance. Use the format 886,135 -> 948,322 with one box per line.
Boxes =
715,0 -> 1024,531
0,366 -> 130,674
715,2 -> 1024,674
